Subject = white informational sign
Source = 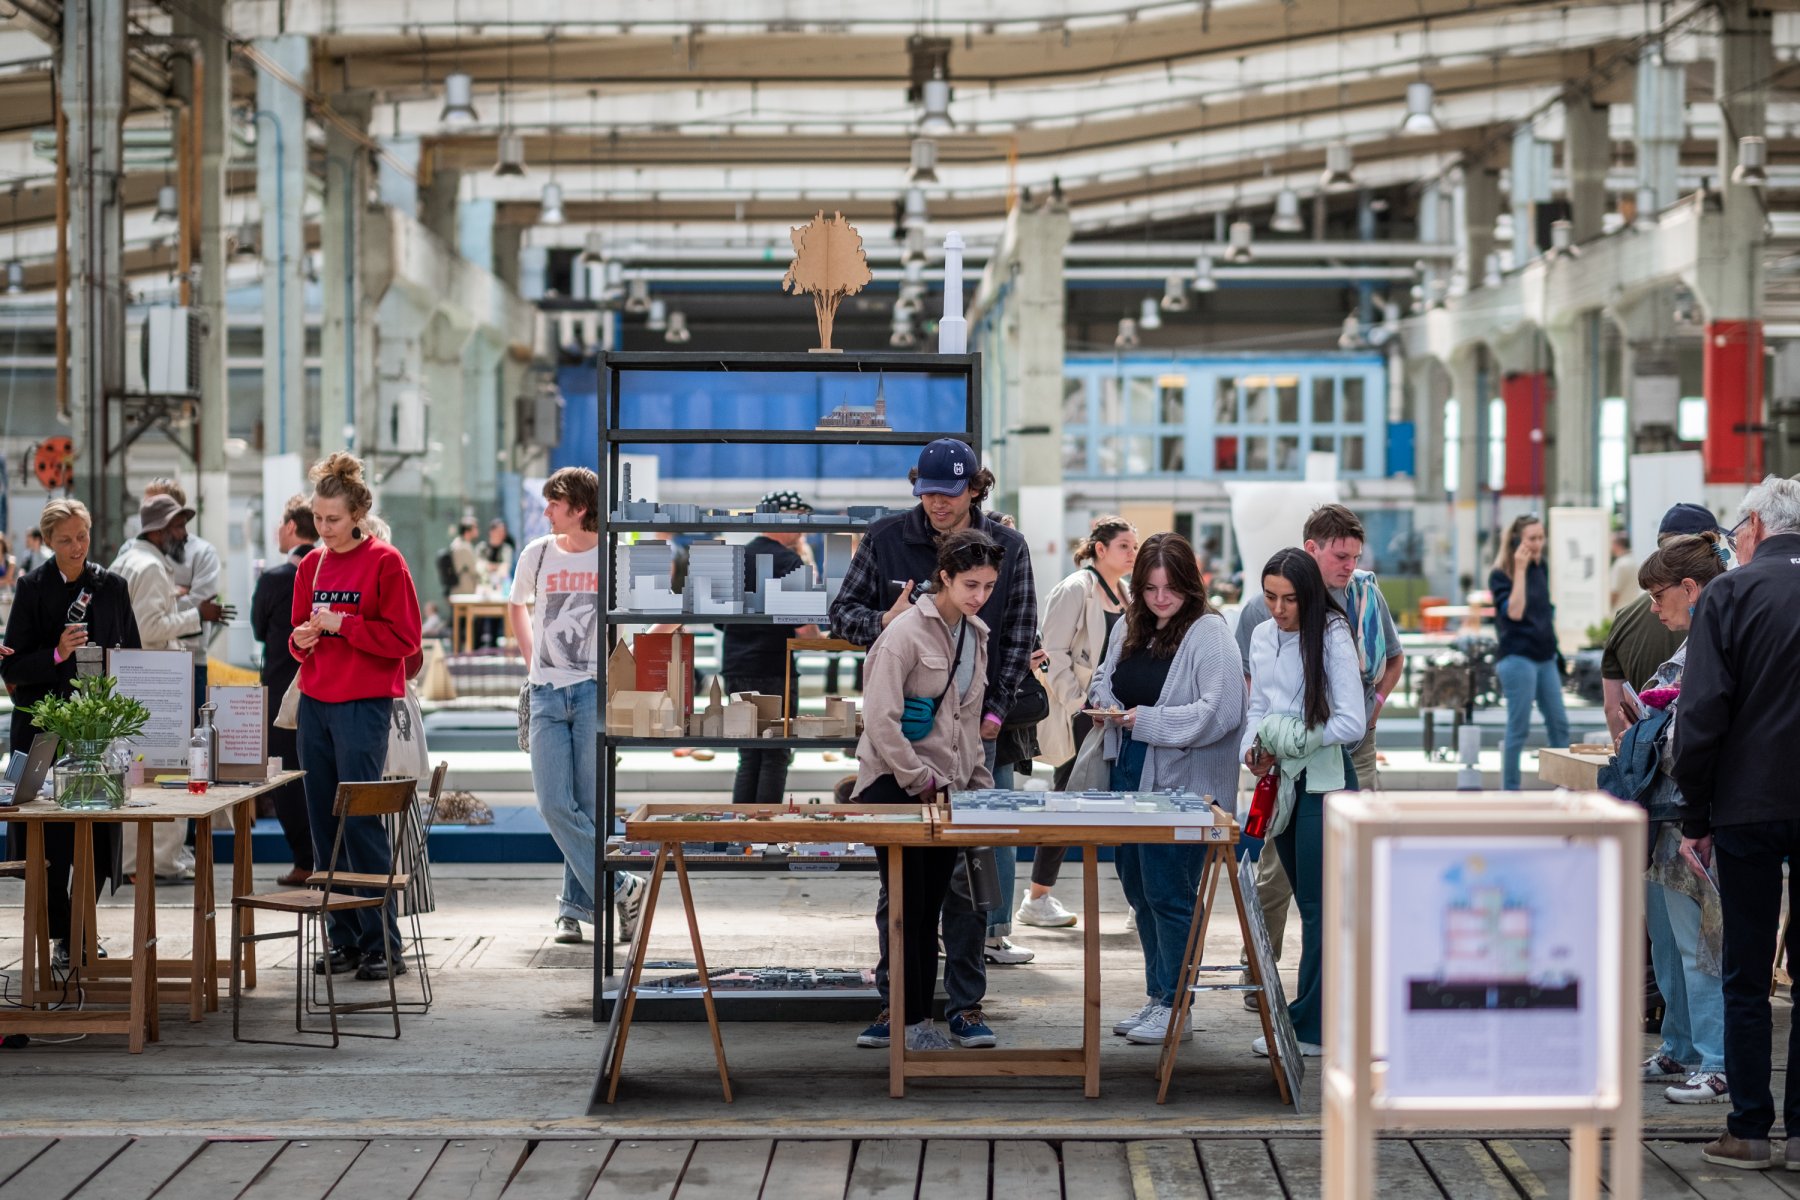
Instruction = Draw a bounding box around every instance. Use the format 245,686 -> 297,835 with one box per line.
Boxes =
1224,480 -> 1341,586
261,453 -> 306,561
1377,836 -> 1603,1100
1017,484 -> 1066,612
1627,451 -> 1706,560
209,685 -> 267,781
1547,506 -> 1610,653
108,649 -> 193,770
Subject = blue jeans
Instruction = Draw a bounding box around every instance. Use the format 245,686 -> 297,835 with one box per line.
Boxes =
1496,655 -> 1570,790
1646,876 -> 1725,1072
529,679 -> 605,923
1115,843 -> 1206,1005
297,694 -> 402,956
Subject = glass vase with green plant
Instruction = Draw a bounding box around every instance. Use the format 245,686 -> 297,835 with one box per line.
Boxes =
25,676 -> 152,810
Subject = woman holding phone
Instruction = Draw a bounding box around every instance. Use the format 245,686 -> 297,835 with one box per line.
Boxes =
1241,547 -> 1363,1057
852,529 -> 1003,1052
1489,514 -> 1570,790
1,499 -> 137,969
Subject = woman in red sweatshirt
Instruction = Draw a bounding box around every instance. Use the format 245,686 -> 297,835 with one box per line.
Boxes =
289,452 -> 423,981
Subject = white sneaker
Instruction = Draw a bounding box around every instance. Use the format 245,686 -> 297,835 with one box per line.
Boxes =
1125,907 -> 1137,932
1126,1004 -> 1192,1044
1253,1035 -> 1323,1058
905,1020 -> 953,1051
1016,893 -> 1078,928
1665,1071 -> 1730,1104
983,936 -> 1035,965
614,872 -> 647,943
1113,1000 -> 1156,1036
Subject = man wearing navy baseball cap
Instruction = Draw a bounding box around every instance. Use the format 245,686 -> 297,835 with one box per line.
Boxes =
831,437 -> 1040,1050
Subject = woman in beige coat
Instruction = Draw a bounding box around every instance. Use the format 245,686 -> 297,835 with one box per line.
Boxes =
1018,517 -> 1135,928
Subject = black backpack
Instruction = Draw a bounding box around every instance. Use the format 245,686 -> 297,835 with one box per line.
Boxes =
435,546 -> 458,595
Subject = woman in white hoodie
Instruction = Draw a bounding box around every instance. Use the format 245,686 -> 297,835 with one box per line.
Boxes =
1240,547 -> 1363,1057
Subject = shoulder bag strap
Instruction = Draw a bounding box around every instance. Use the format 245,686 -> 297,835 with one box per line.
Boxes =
1084,565 -> 1122,608
936,618 -> 968,705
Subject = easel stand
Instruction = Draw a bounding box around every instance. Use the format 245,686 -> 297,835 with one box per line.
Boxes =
1321,791 -> 1645,1200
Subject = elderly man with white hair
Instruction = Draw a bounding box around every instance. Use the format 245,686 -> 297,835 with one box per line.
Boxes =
1674,475 -> 1800,1171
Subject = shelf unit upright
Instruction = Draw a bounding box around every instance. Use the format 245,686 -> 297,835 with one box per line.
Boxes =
595,349 -> 982,1019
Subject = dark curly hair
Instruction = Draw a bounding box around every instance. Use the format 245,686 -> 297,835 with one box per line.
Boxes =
934,528 -> 1004,585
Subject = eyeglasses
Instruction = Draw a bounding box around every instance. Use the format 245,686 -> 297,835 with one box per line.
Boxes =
1647,585 -> 1677,609
1728,515 -> 1752,545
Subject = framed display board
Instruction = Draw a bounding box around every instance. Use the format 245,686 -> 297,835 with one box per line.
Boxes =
1239,855 -> 1304,1113
109,649 -> 193,770
208,685 -> 267,782
1322,791 -> 1644,1200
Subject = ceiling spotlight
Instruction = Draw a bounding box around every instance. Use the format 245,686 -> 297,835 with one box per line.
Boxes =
440,71 -> 479,129
1114,316 -> 1140,349
646,298 -> 668,332
1482,253 -> 1502,288
1634,186 -> 1660,232
1270,187 -> 1304,234
624,277 -> 651,314
664,310 -> 691,344
889,309 -> 919,347
1160,274 -> 1190,312
918,70 -> 952,135
902,226 -> 928,266
1320,142 -> 1356,192
1192,254 -> 1218,293
1731,135 -> 1768,189
579,232 -> 606,266
907,137 -> 939,186
1672,288 -> 1699,326
1548,218 -> 1579,259
153,184 -> 179,224
1400,80 -> 1440,135
1138,296 -> 1163,332
231,220 -> 260,261
1225,220 -> 1254,263
4,259 -> 21,295
1337,312 -> 1364,351
1493,210 -> 1515,244
538,181 -> 565,226
902,187 -> 928,233
495,130 -> 526,177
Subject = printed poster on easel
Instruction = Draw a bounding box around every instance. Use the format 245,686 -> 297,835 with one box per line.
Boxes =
108,648 -> 192,770
209,685 -> 267,782
1239,855 -> 1305,1113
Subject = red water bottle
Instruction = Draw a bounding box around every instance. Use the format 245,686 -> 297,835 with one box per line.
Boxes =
1244,771 -> 1278,839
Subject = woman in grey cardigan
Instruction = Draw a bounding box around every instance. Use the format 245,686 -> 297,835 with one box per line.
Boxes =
1087,533 -> 1246,1046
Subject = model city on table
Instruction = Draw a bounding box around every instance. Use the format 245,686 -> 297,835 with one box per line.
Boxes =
948,788 -> 1220,827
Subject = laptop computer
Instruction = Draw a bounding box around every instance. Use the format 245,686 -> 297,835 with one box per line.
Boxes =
0,733 -> 61,805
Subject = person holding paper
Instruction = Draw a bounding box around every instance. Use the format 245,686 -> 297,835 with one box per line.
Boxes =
290,453 -> 423,983
251,494 -> 317,886
1,498 -> 138,968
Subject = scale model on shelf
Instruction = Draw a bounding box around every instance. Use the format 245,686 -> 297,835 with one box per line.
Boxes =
947,788 -> 1220,827
610,465 -> 895,527
612,528 -> 854,619
816,375 -> 892,430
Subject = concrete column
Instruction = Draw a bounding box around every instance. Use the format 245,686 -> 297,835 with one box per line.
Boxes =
1564,98 -> 1610,244
1635,48 -> 1685,212
1511,128 -> 1552,262
492,223 -> 523,291
1546,316 -> 1600,506
463,333 -> 504,522
321,92 -> 374,454
1449,349 -> 1484,590
1611,291 -> 1682,447
421,166 -> 462,247
1408,356 -> 1448,497
1456,164 -> 1501,294
378,137 -> 421,218
458,199 -> 496,273
63,0 -> 128,550
254,35 -> 309,465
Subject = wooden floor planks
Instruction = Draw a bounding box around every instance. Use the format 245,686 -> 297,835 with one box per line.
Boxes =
7,1133 -> 1796,1198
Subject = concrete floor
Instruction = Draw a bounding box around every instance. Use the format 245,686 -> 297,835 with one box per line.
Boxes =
0,863 -> 1781,1141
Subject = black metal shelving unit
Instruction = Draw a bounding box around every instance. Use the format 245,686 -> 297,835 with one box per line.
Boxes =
594,349 -> 981,1020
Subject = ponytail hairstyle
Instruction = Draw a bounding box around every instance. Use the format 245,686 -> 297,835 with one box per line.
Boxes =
1072,515 -> 1134,566
309,452 -> 374,529
1262,547 -> 1348,731
1638,534 -> 1726,594
934,528 -> 1005,588
1121,532 -> 1213,659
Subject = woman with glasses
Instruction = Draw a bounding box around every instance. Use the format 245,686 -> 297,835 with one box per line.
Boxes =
1489,514 -> 1570,790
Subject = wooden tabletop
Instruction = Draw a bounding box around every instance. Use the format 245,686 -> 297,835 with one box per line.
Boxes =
1537,747 -> 1612,790
5,770 -> 304,821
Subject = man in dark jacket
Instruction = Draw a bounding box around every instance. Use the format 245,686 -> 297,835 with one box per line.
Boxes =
250,494 -> 317,886
830,438 -> 1039,1050
1674,477 -> 1800,1170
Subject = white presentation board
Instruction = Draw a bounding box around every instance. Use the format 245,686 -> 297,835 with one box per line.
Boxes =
1547,506 -> 1609,654
1627,451 -> 1706,560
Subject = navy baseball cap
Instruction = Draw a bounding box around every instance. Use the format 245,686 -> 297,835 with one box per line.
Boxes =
912,438 -> 980,497
1659,502 -> 1729,538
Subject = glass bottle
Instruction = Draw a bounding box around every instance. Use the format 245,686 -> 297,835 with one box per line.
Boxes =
189,702 -> 218,783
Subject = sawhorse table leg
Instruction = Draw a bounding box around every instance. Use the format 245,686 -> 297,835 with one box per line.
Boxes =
1156,842 -> 1232,1103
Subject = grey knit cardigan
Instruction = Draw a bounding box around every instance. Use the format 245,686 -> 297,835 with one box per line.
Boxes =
1086,610 -> 1247,802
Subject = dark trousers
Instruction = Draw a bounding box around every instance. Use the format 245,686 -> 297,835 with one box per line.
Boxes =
268,723 -> 313,872
44,822 -> 116,943
297,694 -> 400,956
1714,820 -> 1800,1140
863,773 -> 958,1025
725,671 -> 796,806
1269,753 -> 1357,1047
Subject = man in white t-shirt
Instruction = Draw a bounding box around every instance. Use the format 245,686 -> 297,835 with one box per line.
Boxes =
508,468 -> 643,947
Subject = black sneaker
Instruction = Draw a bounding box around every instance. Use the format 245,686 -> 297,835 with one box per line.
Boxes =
315,946 -> 362,975
50,940 -> 107,971
355,950 -> 409,981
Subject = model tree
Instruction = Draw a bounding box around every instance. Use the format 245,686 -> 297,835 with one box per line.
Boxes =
782,211 -> 873,352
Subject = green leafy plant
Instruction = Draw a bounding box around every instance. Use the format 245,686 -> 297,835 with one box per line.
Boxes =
26,675 -> 152,747
1584,616 -> 1614,648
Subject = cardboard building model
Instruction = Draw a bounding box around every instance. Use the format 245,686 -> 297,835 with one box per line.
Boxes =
604,635 -> 693,738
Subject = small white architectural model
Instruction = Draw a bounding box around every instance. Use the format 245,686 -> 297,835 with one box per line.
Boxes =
948,788 -> 1218,827
615,541 -> 682,612
606,690 -> 683,738
686,541 -> 746,614
761,562 -> 829,617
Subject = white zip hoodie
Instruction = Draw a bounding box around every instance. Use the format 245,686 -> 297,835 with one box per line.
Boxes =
1239,616 -> 1365,761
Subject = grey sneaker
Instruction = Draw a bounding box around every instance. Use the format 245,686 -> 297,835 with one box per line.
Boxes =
554,917 -> 584,945
614,872 -> 646,943
1113,1000 -> 1156,1036
1702,1132 -> 1772,1170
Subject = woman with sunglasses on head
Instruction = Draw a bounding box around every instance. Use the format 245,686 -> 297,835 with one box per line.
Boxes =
1489,514 -> 1570,790
1241,547 -> 1364,1058
1087,532 -> 1244,1046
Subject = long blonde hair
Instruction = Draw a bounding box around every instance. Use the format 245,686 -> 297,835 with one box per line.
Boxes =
1491,514 -> 1543,575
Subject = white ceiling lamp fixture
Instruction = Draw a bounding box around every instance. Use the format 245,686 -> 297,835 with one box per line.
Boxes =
1138,295 -> 1163,332
1224,219 -> 1254,263
1192,254 -> 1218,293
1114,316 -> 1140,349
664,310 -> 691,344
1493,210 -> 1515,244
1482,253 -> 1502,288
538,180 -> 565,226
4,259 -> 21,295
495,130 -> 527,177
440,71 -> 478,128
1400,80 -> 1440,135
1547,218 -> 1579,259
889,309 -> 919,348
1320,142 -> 1356,192
624,277 -> 651,313
231,220 -> 260,261
1731,135 -> 1769,189
906,137 -> 939,186
902,187 -> 928,233
153,184 -> 179,224
1160,273 -> 1190,312
1270,187 -> 1304,234
918,69 -> 953,136
646,298 -> 668,332
902,226 -> 928,266
579,232 -> 606,266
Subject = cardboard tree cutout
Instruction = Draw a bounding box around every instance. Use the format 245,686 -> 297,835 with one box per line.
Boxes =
782,211 -> 873,352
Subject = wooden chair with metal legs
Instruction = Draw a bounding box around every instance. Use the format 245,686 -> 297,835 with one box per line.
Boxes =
231,779 -> 418,1047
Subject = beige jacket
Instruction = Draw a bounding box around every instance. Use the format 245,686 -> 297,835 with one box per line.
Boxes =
853,596 -> 994,799
1037,567 -> 1126,763
110,538 -> 203,651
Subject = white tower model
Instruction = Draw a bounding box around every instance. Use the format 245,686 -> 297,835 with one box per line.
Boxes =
937,231 -> 967,354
